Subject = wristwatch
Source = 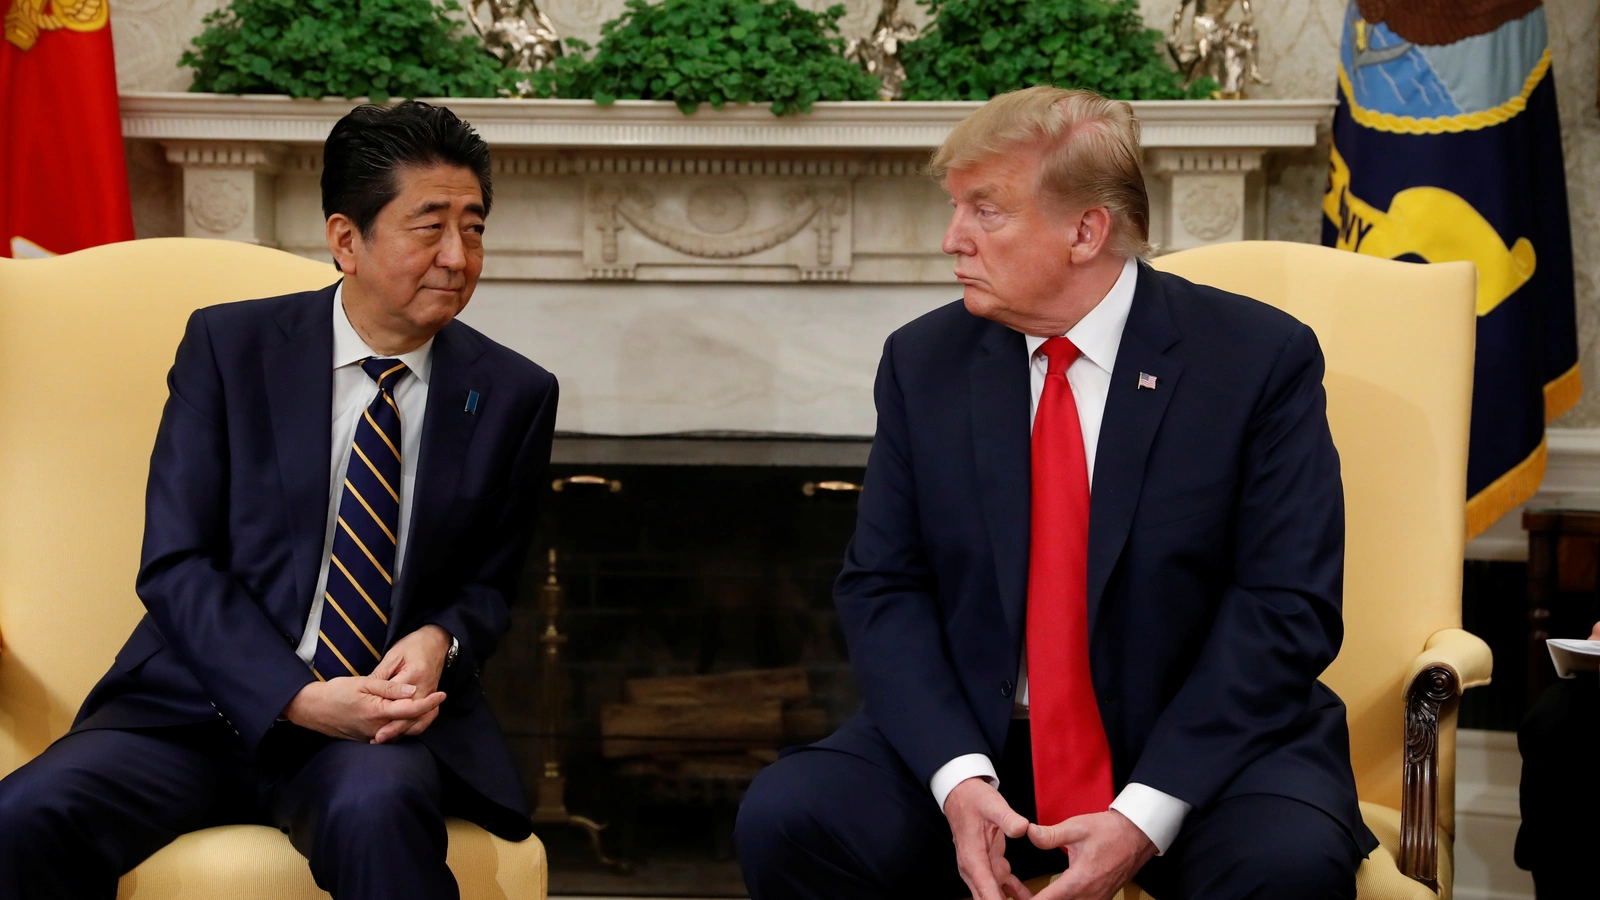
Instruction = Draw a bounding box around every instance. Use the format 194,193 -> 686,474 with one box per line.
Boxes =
445,636 -> 460,669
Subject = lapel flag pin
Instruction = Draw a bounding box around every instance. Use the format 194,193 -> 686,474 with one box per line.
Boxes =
1137,372 -> 1158,390
464,390 -> 480,414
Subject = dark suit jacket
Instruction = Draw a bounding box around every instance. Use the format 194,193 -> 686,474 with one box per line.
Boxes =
825,263 -> 1378,853
73,282 -> 558,839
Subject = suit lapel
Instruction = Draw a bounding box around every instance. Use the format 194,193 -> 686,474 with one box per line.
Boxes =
263,286 -> 337,616
1087,265 -> 1182,635
969,322 -> 1033,651
389,321 -> 488,640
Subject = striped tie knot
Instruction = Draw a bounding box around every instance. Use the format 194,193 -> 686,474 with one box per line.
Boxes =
361,357 -> 409,391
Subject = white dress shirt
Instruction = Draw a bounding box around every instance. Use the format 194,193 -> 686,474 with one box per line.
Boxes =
928,257 -> 1193,856
293,284 -> 434,665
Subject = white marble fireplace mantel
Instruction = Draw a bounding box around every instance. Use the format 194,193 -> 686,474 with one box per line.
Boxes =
122,93 -> 1334,436
123,93 -> 1331,149
124,93 -> 1332,277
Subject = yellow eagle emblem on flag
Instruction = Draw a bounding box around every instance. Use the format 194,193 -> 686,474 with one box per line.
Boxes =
4,0 -> 108,52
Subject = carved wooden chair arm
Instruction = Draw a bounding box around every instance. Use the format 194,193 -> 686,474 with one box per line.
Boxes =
1399,627 -> 1493,891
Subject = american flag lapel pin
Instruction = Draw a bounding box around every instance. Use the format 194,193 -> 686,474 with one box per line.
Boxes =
1137,372 -> 1158,390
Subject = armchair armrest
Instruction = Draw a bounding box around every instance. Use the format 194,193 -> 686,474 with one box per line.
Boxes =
1399,628 -> 1493,892
1405,628 -> 1493,694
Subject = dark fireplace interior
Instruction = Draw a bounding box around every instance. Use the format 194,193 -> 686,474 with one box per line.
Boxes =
480,449 -> 868,896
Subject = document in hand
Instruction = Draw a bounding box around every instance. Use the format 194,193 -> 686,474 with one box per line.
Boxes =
1546,639 -> 1600,679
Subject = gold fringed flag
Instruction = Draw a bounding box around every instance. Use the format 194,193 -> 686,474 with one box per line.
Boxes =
1324,0 -> 1581,539
2,0 -> 134,258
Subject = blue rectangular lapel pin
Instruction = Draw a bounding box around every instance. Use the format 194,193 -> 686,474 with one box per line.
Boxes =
464,390 -> 480,414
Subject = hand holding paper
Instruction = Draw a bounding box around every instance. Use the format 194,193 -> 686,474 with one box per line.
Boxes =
1547,620 -> 1600,678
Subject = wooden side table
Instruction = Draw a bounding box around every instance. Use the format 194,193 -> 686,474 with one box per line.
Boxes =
1522,509 -> 1600,703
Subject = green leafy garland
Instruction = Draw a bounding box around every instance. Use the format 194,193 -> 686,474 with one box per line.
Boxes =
528,0 -> 880,115
900,0 -> 1214,101
181,0 -> 517,100
179,0 -> 1207,109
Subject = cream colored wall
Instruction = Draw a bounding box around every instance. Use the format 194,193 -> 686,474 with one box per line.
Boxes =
1544,0 -> 1600,427
111,0 -> 1600,424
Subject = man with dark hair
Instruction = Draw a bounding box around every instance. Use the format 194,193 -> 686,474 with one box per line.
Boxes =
0,100 -> 558,900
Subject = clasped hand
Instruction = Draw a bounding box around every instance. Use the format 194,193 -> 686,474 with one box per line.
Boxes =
945,777 -> 1157,900
283,625 -> 453,744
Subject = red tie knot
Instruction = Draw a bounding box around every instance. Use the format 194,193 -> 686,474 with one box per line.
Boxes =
1039,336 -> 1081,377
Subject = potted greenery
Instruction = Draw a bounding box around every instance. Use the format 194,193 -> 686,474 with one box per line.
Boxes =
177,0 -> 1208,113
529,0 -> 880,115
181,0 -> 516,101
900,0 -> 1214,101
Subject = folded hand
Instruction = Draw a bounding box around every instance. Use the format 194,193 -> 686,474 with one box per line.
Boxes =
283,676 -> 445,743
945,777 -> 1035,900
369,624 -> 453,743
1027,810 -> 1155,900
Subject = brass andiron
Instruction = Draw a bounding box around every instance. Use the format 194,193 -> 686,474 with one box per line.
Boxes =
531,547 -> 631,873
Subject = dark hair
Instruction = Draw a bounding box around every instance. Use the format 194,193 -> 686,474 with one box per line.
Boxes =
321,100 -> 494,242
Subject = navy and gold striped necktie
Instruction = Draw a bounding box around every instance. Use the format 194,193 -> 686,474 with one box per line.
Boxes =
314,357 -> 408,681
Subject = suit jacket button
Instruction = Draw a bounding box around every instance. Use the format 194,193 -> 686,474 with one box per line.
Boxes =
1000,680 -> 1014,698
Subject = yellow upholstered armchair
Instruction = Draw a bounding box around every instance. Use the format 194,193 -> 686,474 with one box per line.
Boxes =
0,239 -> 547,900
1009,243 -> 1491,900
1153,242 -> 1492,900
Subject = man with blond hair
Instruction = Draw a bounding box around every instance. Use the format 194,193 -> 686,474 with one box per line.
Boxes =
735,87 -> 1377,900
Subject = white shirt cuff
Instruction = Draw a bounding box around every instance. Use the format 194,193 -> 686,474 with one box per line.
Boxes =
1109,783 -> 1191,856
930,753 -> 999,812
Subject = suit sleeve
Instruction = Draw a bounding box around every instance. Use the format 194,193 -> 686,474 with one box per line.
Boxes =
1127,322 -> 1346,812
833,335 -> 993,786
423,374 -> 558,690
135,309 -> 316,749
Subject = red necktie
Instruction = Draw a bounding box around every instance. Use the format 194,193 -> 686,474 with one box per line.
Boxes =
1027,336 -> 1114,827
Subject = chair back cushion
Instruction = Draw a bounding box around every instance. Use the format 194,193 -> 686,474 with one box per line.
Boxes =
0,239 -> 335,777
1153,242 -> 1476,813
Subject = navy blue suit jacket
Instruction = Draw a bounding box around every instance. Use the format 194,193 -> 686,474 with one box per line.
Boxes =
826,264 -> 1378,853
73,283 -> 557,839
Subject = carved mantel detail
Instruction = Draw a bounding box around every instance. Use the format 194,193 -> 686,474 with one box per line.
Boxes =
1177,182 -> 1242,242
163,140 -> 280,246
186,176 -> 250,235
1146,147 -> 1265,252
686,184 -> 749,234
583,179 -> 852,282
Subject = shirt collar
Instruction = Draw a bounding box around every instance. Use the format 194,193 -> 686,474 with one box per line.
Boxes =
1024,256 -> 1140,375
332,282 -> 434,385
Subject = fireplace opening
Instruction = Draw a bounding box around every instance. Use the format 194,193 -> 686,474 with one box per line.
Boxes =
481,449 -> 868,896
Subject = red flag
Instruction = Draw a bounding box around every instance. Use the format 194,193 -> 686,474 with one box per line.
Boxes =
2,0 -> 134,258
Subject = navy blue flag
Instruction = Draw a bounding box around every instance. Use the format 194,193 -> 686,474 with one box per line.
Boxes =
1323,0 -> 1580,539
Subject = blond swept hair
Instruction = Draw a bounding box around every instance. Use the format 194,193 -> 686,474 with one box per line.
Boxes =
930,86 -> 1152,259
